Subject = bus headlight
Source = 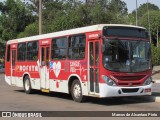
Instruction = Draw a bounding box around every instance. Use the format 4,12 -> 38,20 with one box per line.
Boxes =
102,75 -> 116,86
143,77 -> 152,85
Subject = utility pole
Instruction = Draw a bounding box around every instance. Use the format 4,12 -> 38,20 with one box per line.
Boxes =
157,27 -> 159,47
39,0 -> 42,35
136,0 -> 138,26
147,0 -> 151,43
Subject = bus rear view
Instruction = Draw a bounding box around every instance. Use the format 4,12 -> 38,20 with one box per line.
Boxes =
99,25 -> 152,97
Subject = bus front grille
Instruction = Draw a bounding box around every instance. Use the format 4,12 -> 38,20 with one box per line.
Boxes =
113,75 -> 145,81
121,88 -> 139,93
113,75 -> 145,87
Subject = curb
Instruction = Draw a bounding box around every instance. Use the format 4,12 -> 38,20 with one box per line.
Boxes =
149,96 -> 160,103
152,79 -> 160,83
154,97 -> 160,102
128,96 -> 160,103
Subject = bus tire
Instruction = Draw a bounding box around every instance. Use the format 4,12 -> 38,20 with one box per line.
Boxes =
23,76 -> 33,94
71,79 -> 85,102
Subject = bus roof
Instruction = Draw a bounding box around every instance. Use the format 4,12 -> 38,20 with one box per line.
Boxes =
7,24 -> 146,44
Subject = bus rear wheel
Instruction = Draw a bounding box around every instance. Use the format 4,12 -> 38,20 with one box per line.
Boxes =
71,79 -> 85,102
23,76 -> 33,94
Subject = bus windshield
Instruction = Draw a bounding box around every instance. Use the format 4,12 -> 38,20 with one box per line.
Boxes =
102,39 -> 151,72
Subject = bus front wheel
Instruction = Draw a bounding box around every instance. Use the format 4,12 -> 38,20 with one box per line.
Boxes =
23,76 -> 33,94
71,79 -> 85,102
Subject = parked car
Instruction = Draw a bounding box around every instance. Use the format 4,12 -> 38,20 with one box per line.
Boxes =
0,64 -> 5,73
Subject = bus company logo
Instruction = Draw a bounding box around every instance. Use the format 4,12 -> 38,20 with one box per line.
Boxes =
15,65 -> 38,72
129,82 -> 132,86
15,65 -> 19,71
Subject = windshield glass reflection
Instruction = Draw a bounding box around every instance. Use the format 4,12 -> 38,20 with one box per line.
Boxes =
103,39 -> 151,72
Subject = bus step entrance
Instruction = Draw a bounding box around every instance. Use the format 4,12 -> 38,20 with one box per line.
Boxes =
41,89 -> 50,93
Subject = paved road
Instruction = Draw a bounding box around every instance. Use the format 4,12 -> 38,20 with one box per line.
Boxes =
0,74 -> 160,119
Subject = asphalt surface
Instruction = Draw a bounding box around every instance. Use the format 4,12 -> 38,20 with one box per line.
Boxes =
0,74 -> 160,119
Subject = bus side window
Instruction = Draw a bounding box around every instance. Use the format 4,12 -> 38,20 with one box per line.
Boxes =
68,34 -> 86,60
51,37 -> 67,60
17,43 -> 26,61
27,41 -> 38,61
7,45 -> 10,62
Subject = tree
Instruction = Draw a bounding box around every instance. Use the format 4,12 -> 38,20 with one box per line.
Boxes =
128,3 -> 159,25
18,22 -> 38,38
106,0 -> 128,24
19,0 -> 129,37
133,3 -> 159,18
0,0 -> 36,57
0,0 -> 35,40
108,0 -> 128,16
139,10 -> 160,45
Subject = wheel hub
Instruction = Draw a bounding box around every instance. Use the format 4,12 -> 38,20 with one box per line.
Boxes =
73,84 -> 81,98
25,79 -> 30,91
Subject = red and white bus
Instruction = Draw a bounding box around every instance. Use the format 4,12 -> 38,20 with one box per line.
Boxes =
5,24 -> 152,102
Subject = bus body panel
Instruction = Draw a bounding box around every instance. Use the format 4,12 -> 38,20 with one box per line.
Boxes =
5,24 -> 152,99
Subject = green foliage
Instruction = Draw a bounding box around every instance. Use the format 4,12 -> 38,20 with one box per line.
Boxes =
133,3 -> 159,20
0,0 -> 36,57
108,0 -> 128,16
20,0 -> 128,35
18,22 -> 38,38
0,0 -> 35,41
139,10 -> 160,37
128,3 -> 159,25
128,3 -> 160,46
151,44 -> 160,66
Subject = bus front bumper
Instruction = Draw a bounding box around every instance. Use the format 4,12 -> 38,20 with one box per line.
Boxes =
99,83 -> 152,98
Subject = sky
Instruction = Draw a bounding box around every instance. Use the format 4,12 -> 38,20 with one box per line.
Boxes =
122,0 -> 160,13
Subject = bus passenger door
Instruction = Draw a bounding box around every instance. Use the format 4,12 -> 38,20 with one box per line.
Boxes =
40,46 -> 50,90
11,49 -> 16,85
89,41 -> 100,95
